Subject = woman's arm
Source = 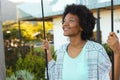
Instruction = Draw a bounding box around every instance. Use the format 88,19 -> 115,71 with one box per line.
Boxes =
41,39 -> 56,80
107,32 -> 120,80
41,39 -> 53,62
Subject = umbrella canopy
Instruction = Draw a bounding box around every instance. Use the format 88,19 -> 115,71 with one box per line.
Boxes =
17,2 -> 52,19
16,0 -> 120,20
16,0 -> 79,19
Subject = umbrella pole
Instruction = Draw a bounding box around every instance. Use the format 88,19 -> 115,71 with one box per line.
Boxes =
111,0 -> 114,80
41,0 -> 49,80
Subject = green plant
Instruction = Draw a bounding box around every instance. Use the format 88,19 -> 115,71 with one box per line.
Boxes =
16,53 -> 46,80
6,74 -> 17,80
5,42 -> 55,80
6,66 -> 14,77
6,70 -> 34,80
102,43 -> 112,61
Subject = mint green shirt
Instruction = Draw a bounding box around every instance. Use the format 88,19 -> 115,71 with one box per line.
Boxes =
48,41 -> 111,80
62,44 -> 88,80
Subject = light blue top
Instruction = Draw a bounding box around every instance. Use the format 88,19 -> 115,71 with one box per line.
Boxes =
62,43 -> 88,80
48,41 -> 111,80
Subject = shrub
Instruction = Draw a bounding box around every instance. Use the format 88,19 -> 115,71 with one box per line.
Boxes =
6,70 -> 34,80
102,43 -> 112,61
16,53 -> 46,80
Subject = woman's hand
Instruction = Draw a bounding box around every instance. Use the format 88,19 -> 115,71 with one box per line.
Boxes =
42,39 -> 50,50
107,32 -> 120,54
41,39 -> 53,62
107,32 -> 120,80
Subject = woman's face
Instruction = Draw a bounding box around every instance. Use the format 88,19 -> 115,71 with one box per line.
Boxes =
62,13 -> 82,37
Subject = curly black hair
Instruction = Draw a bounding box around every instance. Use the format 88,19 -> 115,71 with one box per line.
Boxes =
62,4 -> 96,40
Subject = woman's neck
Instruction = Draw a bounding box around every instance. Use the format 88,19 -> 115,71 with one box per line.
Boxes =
69,38 -> 86,48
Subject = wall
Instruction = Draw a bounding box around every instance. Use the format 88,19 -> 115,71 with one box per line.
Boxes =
93,7 -> 120,43
53,16 -> 69,50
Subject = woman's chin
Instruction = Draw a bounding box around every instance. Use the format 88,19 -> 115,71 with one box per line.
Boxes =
63,34 -> 69,36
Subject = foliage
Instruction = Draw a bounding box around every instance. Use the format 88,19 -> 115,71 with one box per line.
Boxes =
5,45 -> 32,77
6,74 -> 17,80
5,43 -> 55,80
2,21 -> 53,42
102,43 -> 112,61
5,47 -> 19,77
6,66 -> 13,77
34,45 -> 56,60
3,29 -> 18,40
16,53 -> 46,80
6,70 -> 34,80
3,20 -> 54,80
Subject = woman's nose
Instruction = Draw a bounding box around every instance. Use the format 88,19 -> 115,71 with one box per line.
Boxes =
62,21 -> 69,26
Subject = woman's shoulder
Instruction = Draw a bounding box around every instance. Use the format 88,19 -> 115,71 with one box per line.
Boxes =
86,40 -> 111,63
56,43 -> 69,55
58,43 -> 69,50
86,40 -> 104,51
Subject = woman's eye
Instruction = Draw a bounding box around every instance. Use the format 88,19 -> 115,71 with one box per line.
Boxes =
62,19 -> 75,24
69,20 -> 74,22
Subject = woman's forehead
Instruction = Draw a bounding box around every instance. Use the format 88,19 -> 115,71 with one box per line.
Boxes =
64,13 -> 79,20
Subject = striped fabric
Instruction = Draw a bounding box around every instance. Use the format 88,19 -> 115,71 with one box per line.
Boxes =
48,40 -> 111,80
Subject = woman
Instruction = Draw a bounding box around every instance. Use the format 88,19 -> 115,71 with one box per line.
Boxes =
107,32 -> 120,80
42,4 -> 119,80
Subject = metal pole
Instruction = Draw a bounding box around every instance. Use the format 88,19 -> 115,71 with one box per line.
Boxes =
111,0 -> 114,80
111,0 -> 114,32
18,20 -> 22,56
96,8 -> 101,44
18,20 -> 22,44
41,0 -> 49,80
